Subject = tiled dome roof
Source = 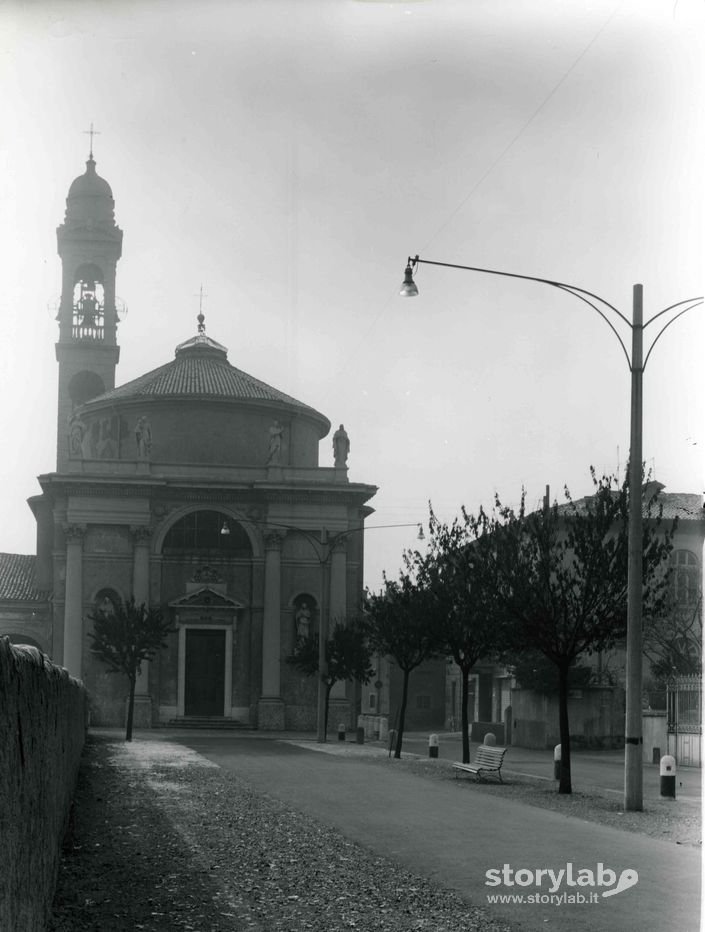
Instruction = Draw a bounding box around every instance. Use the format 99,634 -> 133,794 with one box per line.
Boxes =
93,333 -> 325,419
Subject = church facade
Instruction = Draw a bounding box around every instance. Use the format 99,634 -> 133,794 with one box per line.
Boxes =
0,154 -> 377,731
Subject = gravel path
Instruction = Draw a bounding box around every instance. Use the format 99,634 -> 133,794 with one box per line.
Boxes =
48,734 -> 700,932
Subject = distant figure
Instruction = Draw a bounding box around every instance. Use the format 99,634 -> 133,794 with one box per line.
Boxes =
295,602 -> 312,639
135,416 -> 152,459
333,424 -> 350,467
267,420 -> 284,465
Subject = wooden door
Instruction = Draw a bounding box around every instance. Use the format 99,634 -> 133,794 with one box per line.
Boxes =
184,629 -> 226,716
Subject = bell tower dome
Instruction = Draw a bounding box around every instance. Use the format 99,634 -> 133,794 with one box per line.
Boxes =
55,142 -> 123,468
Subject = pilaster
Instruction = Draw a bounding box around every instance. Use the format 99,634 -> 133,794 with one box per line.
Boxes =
63,523 -> 86,678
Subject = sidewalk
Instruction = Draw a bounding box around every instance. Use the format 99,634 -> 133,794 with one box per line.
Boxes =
283,729 -> 703,801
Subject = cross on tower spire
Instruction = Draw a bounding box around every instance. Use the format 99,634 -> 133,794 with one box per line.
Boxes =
195,284 -> 208,333
83,122 -> 100,159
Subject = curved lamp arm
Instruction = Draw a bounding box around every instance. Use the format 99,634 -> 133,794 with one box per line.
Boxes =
402,255 -> 702,374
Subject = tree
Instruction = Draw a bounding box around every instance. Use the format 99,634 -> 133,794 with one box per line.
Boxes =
411,506 -> 506,763
487,470 -> 672,793
508,649 -> 592,695
643,590 -> 702,681
87,596 -> 174,741
288,616 -> 375,740
364,570 -> 440,759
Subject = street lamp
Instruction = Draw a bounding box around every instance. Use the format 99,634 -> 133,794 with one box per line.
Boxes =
401,254 -> 702,811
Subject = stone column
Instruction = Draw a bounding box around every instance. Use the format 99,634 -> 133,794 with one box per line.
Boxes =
131,526 -> 151,605
63,524 -> 86,679
130,526 -> 153,726
329,538 -> 348,703
258,530 -> 285,729
329,538 -> 347,622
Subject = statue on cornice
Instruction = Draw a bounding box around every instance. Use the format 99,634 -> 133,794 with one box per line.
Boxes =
135,415 -> 152,459
333,424 -> 350,467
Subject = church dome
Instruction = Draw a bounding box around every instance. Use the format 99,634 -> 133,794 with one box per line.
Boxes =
97,332 -> 324,418
68,157 -> 113,198
64,158 -> 116,225
76,327 -> 331,468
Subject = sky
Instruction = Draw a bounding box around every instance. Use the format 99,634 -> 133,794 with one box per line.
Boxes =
1,0 -> 703,592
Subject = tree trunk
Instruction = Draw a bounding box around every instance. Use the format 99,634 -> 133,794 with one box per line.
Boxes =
125,673 -> 136,743
323,680 -> 334,742
394,669 -> 410,759
557,661 -> 572,794
461,664 -> 471,763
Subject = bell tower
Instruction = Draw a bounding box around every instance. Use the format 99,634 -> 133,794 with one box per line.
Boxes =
55,139 -> 123,468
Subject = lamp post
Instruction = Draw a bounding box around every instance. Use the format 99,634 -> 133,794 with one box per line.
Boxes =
401,255 -> 702,811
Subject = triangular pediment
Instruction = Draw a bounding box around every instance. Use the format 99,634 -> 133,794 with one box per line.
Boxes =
168,586 -> 244,610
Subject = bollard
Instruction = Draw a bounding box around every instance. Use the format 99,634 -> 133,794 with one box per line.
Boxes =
356,726 -> 365,745
660,754 -> 676,798
554,744 -> 562,780
338,723 -> 346,742
428,734 -> 439,759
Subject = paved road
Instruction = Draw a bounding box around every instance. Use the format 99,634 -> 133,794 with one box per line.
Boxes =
157,731 -> 702,932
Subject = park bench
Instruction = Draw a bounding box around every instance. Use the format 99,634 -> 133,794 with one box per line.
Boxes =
452,745 -> 507,783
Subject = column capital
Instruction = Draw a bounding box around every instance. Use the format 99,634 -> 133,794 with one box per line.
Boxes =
330,536 -> 348,556
130,524 -> 152,545
264,529 -> 285,552
63,523 -> 87,543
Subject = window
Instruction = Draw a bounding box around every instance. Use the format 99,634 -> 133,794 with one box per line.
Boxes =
369,693 -> 376,710
671,550 -> 700,607
163,511 -> 252,556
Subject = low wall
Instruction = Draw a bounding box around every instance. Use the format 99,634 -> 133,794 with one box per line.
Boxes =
0,637 -> 87,932
510,686 -> 624,749
471,721 -> 506,745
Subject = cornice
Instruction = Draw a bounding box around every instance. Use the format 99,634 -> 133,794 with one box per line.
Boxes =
37,475 -> 377,507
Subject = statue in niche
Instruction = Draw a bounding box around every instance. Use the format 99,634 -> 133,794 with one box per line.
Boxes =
96,594 -> 116,617
295,602 -> 312,639
267,420 -> 284,465
332,424 -> 350,467
68,412 -> 86,458
135,415 -> 152,459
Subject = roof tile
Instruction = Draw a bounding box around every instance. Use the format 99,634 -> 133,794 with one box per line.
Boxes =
0,554 -> 50,602
93,339 -> 320,414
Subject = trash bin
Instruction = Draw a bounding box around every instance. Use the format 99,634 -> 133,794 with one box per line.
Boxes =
428,734 -> 439,759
